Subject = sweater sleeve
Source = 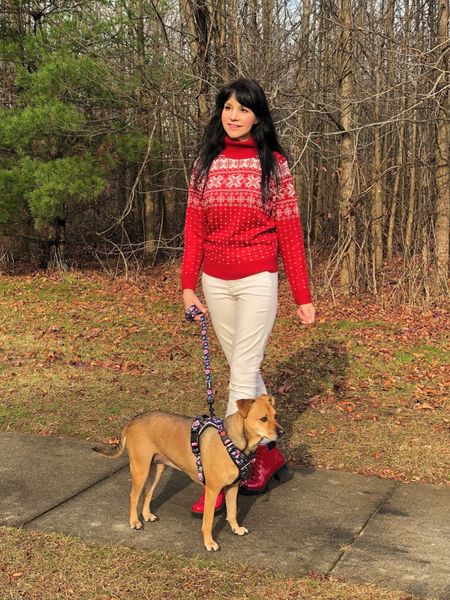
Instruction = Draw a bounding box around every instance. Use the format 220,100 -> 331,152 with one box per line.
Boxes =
274,158 -> 312,305
181,164 -> 206,291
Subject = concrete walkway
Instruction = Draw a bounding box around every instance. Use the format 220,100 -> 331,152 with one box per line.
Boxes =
1,431 -> 449,599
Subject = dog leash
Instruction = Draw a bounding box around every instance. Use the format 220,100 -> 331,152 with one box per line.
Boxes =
185,304 -> 255,483
185,304 -> 215,417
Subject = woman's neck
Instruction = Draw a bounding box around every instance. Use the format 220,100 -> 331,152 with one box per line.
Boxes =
221,135 -> 258,159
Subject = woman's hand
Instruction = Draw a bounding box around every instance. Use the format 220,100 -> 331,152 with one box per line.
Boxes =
183,289 -> 208,321
297,303 -> 315,325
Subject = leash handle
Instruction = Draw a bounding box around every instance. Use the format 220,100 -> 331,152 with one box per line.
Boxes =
185,305 -> 215,417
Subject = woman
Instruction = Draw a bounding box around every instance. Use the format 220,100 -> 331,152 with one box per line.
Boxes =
182,78 -> 315,516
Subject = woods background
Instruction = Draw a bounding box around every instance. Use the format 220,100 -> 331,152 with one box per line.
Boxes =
0,0 -> 449,302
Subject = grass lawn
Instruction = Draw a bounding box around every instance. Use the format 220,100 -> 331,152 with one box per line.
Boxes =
0,527 -> 424,600
0,266 -> 448,599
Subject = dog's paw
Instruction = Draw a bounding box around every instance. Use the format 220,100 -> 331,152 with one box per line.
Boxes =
232,526 -> 249,536
143,512 -> 158,523
130,519 -> 143,530
204,540 -> 220,552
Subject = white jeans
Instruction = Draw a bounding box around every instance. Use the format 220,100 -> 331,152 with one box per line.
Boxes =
201,271 -> 278,417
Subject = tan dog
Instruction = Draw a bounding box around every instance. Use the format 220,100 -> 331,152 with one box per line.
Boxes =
94,394 -> 283,551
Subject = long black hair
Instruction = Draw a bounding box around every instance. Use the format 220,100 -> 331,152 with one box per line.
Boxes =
193,78 -> 286,205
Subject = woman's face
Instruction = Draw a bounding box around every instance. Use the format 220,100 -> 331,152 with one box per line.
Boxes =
221,93 -> 258,141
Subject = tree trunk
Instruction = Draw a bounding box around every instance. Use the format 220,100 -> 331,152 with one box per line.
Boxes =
386,121 -> 405,260
404,116 -> 418,255
247,0 -> 258,75
433,0 -> 449,292
371,0 -> 395,273
134,0 -> 157,265
180,0 -> 210,127
371,62 -> 383,273
387,0 -> 407,260
235,0 -> 243,72
39,219 -> 67,270
338,0 -> 357,292
262,0 -> 273,79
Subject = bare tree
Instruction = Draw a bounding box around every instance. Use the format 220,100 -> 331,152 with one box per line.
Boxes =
180,0 -> 211,126
433,0 -> 449,294
337,0 -> 357,292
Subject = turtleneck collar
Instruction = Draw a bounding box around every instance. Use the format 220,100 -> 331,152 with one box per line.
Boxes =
221,135 -> 258,159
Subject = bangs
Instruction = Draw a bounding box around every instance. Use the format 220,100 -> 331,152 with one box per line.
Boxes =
230,84 -> 259,111
216,79 -> 267,115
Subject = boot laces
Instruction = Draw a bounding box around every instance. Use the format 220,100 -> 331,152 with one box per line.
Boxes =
245,454 -> 264,482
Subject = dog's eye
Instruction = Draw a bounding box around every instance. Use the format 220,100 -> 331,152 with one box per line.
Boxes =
260,416 -> 269,422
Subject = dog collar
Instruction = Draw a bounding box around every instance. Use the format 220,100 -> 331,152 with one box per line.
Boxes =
191,415 -> 255,485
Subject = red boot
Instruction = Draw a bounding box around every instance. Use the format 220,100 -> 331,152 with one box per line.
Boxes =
239,442 -> 289,495
191,489 -> 226,518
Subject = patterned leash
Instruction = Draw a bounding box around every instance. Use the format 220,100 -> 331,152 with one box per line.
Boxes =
185,304 -> 215,418
186,304 -> 255,483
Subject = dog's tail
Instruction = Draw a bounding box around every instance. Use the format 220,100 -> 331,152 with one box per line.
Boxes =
93,426 -> 127,458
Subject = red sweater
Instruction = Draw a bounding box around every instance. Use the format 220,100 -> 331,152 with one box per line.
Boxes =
181,136 -> 312,305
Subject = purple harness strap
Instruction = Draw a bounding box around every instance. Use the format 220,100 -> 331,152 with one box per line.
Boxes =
185,305 -> 254,484
190,415 -> 254,484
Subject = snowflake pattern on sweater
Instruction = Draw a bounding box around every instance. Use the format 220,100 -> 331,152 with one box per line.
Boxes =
181,139 -> 312,305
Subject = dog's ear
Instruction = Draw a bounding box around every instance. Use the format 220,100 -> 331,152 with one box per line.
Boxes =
258,394 -> 276,407
236,398 -> 255,418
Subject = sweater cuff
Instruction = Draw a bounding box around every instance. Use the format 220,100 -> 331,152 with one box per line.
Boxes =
293,287 -> 312,305
181,273 -> 199,292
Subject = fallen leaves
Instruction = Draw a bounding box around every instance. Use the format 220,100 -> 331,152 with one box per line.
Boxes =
88,358 -> 145,374
306,428 -> 327,437
413,401 -> 437,411
1,267 -> 449,485
44,350 -> 65,364
42,325 -> 62,335
278,384 -> 293,395
82,327 -> 102,340
336,400 -> 355,413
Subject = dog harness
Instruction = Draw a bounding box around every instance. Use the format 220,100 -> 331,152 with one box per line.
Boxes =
191,415 -> 255,484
